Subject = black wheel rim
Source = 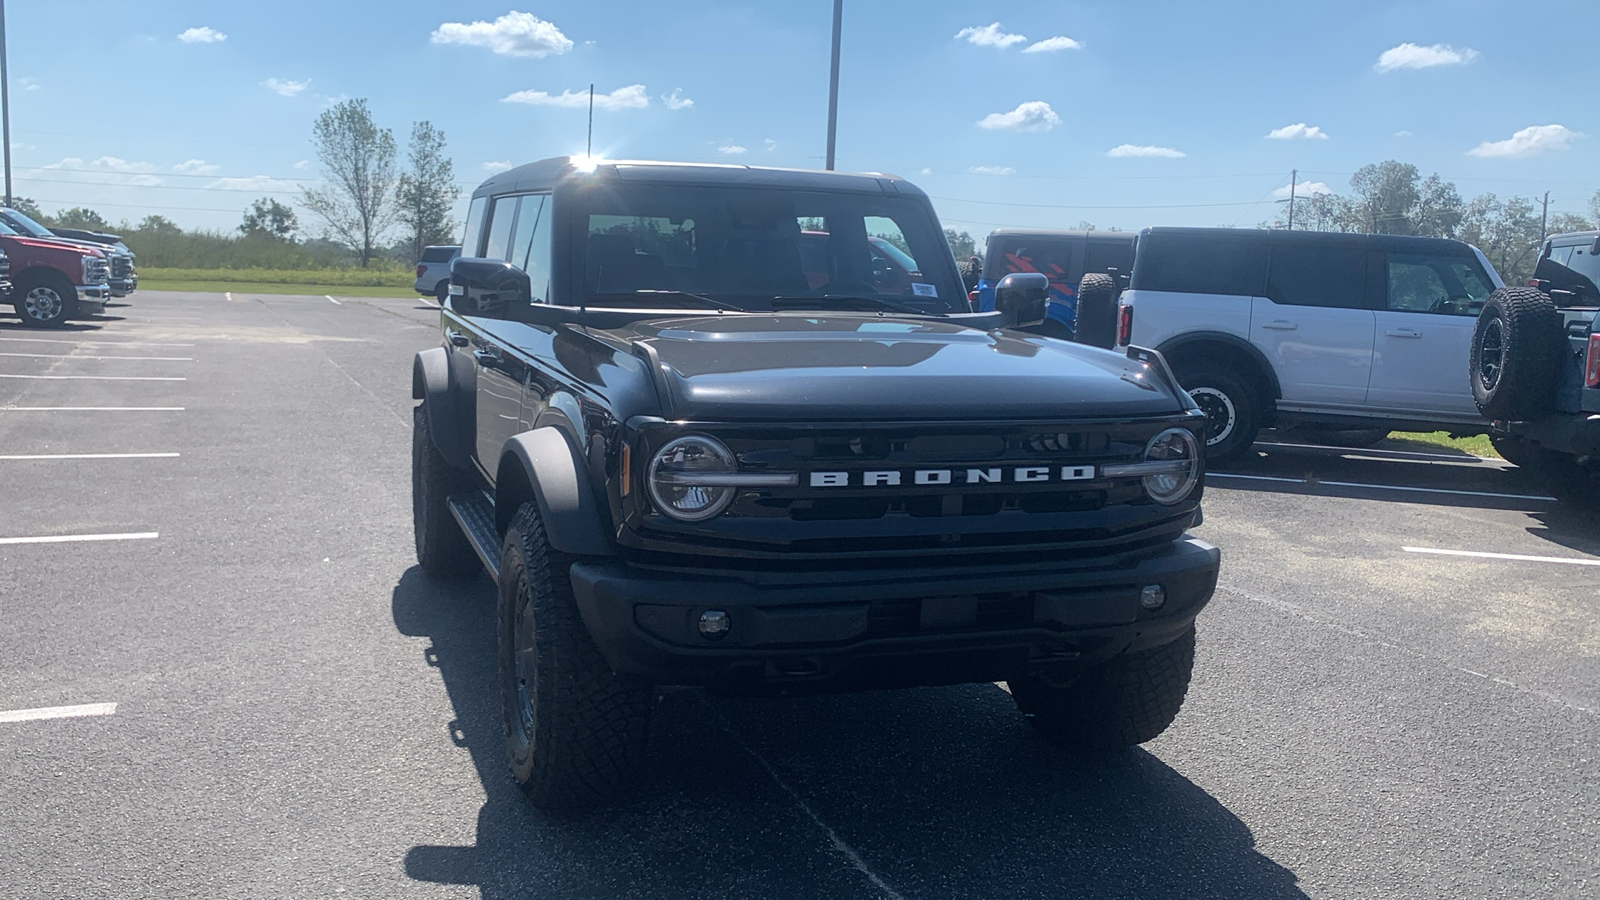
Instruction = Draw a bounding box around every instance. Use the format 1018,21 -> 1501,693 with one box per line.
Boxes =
1187,387 -> 1237,446
512,583 -> 539,742
1478,317 -> 1505,391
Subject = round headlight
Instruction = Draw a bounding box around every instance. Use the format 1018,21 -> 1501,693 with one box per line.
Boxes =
647,436 -> 738,522
1142,427 -> 1200,505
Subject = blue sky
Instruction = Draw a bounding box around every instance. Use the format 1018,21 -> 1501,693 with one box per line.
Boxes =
9,1 -> 1597,238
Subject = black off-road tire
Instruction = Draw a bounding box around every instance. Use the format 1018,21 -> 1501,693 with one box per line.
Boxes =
12,271 -> 76,328
1489,435 -> 1549,471
412,403 -> 480,579
499,503 -> 651,811
435,280 -> 450,305
1470,286 -> 1564,420
1009,626 -> 1197,751
1072,274 -> 1120,350
1177,367 -> 1261,466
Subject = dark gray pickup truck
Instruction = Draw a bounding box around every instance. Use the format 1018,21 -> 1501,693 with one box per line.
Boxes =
411,157 -> 1221,810
1470,230 -> 1600,503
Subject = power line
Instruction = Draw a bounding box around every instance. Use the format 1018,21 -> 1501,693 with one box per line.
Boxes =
929,194 -> 1272,211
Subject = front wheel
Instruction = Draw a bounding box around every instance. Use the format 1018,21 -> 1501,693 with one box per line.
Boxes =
13,274 -> 76,328
499,503 -> 652,811
1178,368 -> 1261,466
1008,627 -> 1197,751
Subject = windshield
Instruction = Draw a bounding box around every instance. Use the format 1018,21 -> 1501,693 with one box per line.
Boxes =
2,208 -> 55,238
569,183 -> 964,314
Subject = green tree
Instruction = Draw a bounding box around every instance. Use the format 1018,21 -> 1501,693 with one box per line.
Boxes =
137,215 -> 183,235
240,197 -> 299,240
396,121 -> 460,263
1458,194 -> 1546,283
300,98 -> 399,267
944,228 -> 978,261
10,197 -> 49,224
54,207 -> 111,231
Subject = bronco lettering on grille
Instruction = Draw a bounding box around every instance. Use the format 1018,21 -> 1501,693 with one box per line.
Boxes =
808,465 -> 1097,488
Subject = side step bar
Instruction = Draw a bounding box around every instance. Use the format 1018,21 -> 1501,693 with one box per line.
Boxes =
447,492 -> 501,580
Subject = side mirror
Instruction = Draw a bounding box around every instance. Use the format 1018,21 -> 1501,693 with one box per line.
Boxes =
994,272 -> 1048,328
450,257 -> 530,316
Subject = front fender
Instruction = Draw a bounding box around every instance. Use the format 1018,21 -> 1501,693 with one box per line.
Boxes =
412,347 -> 473,470
499,428 -> 613,557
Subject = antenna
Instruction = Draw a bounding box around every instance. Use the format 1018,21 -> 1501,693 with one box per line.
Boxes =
587,83 -> 594,157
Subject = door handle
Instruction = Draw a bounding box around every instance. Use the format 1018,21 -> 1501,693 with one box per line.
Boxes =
1386,329 -> 1422,338
446,329 -> 470,347
1260,320 -> 1297,331
473,348 -> 502,368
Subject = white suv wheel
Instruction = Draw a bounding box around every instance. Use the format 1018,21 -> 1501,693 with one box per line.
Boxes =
1187,387 -> 1236,446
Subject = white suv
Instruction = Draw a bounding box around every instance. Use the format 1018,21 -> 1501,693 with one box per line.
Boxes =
1118,227 -> 1505,463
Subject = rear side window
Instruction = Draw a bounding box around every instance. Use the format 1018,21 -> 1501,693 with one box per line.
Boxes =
1131,236 -> 1267,296
1084,239 -> 1134,277
460,197 -> 488,257
1385,253 -> 1494,316
1266,244 -> 1367,309
420,246 -> 458,263
1541,242 -> 1600,300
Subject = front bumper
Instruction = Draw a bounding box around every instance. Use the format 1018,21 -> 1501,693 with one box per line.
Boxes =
570,537 -> 1220,692
74,284 -> 110,316
110,276 -> 137,298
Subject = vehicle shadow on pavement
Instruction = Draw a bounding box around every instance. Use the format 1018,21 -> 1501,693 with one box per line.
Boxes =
0,320 -> 105,333
392,567 -> 1307,899
1211,448 -> 1556,513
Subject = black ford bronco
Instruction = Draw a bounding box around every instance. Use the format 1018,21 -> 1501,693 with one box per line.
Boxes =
411,157 -> 1220,810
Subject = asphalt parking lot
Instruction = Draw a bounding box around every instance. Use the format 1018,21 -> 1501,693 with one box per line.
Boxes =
2,290 -> 1596,899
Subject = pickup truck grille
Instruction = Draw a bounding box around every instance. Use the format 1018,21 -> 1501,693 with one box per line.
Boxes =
625,419 -> 1201,563
84,258 -> 111,284
0,254 -> 10,279
111,257 -> 133,279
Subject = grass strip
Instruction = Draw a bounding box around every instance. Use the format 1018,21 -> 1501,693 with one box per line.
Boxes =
139,281 -> 423,299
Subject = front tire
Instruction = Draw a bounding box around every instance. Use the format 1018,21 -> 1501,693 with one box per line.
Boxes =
499,504 -> 651,811
1008,627 -> 1197,751
412,403 -> 480,579
12,273 -> 76,328
1178,367 -> 1261,466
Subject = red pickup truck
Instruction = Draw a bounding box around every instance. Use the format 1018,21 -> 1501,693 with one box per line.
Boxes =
0,223 -> 111,327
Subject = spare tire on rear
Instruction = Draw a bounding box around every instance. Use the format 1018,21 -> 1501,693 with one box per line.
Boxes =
1073,273 -> 1119,350
1470,286 -> 1564,421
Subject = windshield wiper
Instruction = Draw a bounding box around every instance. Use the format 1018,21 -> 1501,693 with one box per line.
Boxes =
589,290 -> 743,312
770,294 -> 945,317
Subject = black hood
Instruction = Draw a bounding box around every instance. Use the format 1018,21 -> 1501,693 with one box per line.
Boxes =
619,315 -> 1186,421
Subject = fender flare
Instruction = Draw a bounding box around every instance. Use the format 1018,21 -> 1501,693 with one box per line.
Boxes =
1156,331 -> 1283,401
412,347 -> 473,470
498,428 -> 613,557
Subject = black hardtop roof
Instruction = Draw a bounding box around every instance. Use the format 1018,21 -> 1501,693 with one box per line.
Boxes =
989,228 -> 1135,244
1548,230 -> 1600,245
472,156 -> 919,200
1138,226 -> 1478,256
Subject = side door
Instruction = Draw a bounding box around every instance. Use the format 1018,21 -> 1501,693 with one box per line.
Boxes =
1368,251 -> 1496,417
460,194 -> 534,478
1252,242 -> 1375,408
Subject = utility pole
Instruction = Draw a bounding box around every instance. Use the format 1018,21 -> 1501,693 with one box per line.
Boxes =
0,0 -> 11,208
1287,168 -> 1297,230
1540,191 -> 1549,241
824,0 -> 842,170
586,83 -> 594,157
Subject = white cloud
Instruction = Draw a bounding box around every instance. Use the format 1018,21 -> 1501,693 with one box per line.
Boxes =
177,26 -> 226,44
662,88 -> 694,110
977,100 -> 1060,133
501,84 -> 649,111
42,156 -> 164,186
763,138 -> 778,152
955,23 -> 1027,49
718,145 -> 748,155
431,11 -> 572,58
919,168 -> 933,175
1375,42 -> 1479,73
1023,36 -> 1083,53
173,159 -> 220,175
1467,124 -> 1582,159
969,166 -> 1016,176
207,175 -> 302,193
1266,123 -> 1329,141
292,160 -> 310,170
1394,130 -> 1414,138
1106,144 -> 1186,158
263,78 -> 309,97
18,77 -> 39,92
483,161 -> 513,174
1272,181 -> 1332,198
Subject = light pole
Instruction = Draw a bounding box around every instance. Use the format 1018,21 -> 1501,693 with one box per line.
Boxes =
1,0 -> 11,207
824,0 -> 842,170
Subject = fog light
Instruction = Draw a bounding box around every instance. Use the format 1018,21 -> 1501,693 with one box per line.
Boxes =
1140,585 -> 1166,610
698,610 -> 730,639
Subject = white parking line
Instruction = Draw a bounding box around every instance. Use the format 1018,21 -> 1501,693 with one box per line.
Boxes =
0,337 -> 195,348
0,373 -> 186,382
0,702 -> 117,724
0,452 -> 179,461
0,531 -> 159,546
0,351 -> 193,362
1254,441 -> 1492,463
1206,472 -> 1557,502
1402,546 -> 1600,567
326,295 -> 342,305
0,406 -> 185,411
